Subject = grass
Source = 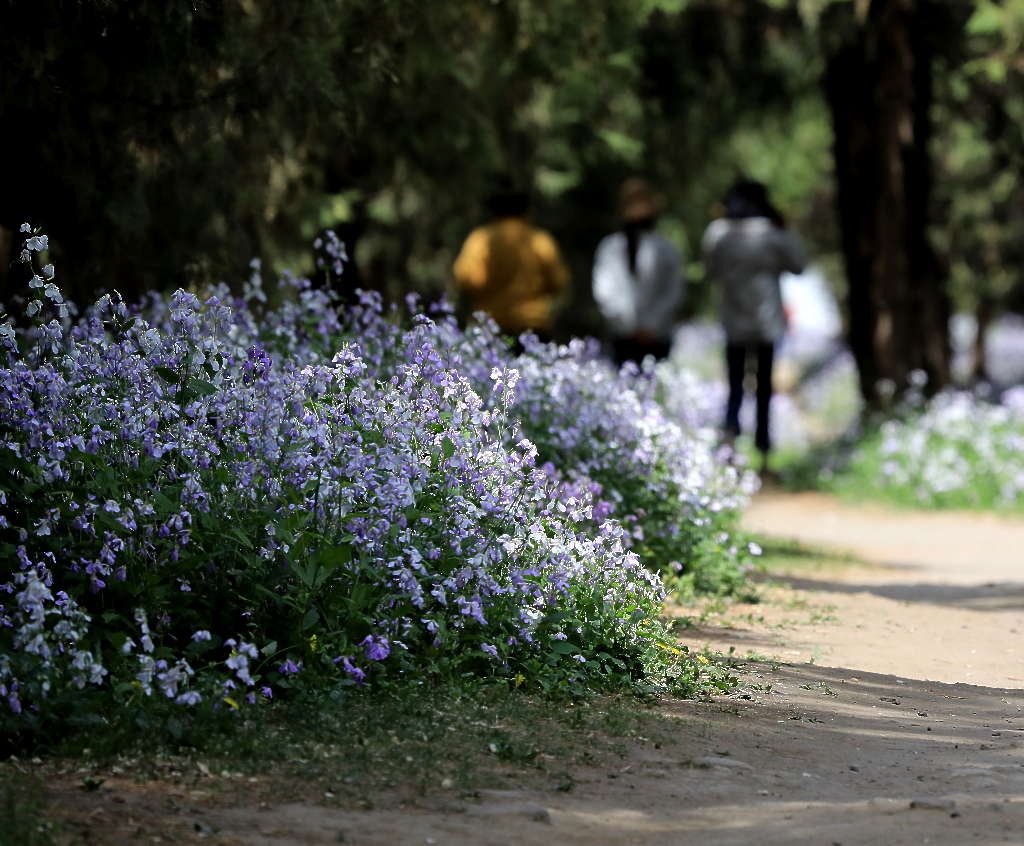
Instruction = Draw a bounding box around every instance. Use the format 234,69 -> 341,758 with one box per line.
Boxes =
800,681 -> 838,697
752,536 -> 864,574
0,773 -> 59,846
1,680 -> 697,840
190,682 -> 685,804
773,422 -> 1024,515
672,536 -> 860,631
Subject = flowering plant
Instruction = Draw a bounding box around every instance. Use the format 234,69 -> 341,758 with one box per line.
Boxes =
837,385 -> 1024,510
0,228 -> 743,737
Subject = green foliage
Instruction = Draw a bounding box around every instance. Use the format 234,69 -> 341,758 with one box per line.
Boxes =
781,390 -> 1024,513
0,773 -> 58,846
0,0 -> 838,328
18,677 -> 713,818
931,0 -> 1024,319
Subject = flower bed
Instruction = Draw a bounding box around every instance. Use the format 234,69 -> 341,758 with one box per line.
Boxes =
836,387 -> 1024,510
0,230 -> 746,736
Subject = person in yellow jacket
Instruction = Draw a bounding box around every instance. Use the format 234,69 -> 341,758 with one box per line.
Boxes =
453,189 -> 569,337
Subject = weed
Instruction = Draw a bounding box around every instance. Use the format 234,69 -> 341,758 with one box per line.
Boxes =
30,680 -> 685,818
799,681 -> 838,697
0,772 -> 59,846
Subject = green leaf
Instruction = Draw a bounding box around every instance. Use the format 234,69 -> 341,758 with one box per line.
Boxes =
226,527 -> 254,550
441,437 -> 456,460
187,377 -> 218,397
966,3 -> 1004,36
166,717 -> 184,741
319,544 -> 352,568
154,366 -> 179,384
550,641 -> 578,654
596,128 -> 643,162
302,607 -> 320,630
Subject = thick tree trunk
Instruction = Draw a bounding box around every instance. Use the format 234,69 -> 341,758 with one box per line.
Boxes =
824,0 -> 951,407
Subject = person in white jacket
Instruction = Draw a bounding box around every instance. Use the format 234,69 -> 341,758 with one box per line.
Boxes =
703,179 -> 806,469
592,178 -> 685,366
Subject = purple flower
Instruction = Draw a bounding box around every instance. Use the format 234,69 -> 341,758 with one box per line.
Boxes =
0,227 -> 751,726
278,658 -> 301,674
242,344 -> 273,384
360,635 -> 390,662
340,657 -> 366,685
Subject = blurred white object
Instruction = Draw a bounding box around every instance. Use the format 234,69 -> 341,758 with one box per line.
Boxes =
949,312 -> 1024,387
780,266 -> 842,339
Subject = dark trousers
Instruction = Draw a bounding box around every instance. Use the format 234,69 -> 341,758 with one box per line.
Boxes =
724,342 -> 774,453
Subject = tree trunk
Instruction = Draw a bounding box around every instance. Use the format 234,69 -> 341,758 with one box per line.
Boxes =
823,0 -> 951,407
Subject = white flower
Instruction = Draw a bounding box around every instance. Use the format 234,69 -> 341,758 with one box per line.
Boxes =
19,222 -> 31,233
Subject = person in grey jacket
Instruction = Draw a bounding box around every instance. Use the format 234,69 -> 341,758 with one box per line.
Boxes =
593,178 -> 685,366
702,179 -> 806,468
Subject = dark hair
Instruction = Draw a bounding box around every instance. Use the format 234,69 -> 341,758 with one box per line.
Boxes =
724,179 -> 784,227
623,218 -> 654,276
486,181 -> 530,218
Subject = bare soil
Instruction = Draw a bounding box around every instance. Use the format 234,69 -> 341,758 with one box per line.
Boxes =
32,492 -> 1024,845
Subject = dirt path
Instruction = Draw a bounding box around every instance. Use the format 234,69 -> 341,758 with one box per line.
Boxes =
43,493 -> 1024,844
722,491 -> 1024,688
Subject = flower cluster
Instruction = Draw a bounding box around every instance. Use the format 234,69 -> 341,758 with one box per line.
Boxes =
839,386 -> 1024,509
0,228 -> 747,730
330,302 -> 759,591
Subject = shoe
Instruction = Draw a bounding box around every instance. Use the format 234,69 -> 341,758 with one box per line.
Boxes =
758,454 -> 779,485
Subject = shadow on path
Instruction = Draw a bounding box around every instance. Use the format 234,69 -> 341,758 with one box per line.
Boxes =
763,573 -> 1024,612
191,662 -> 1024,845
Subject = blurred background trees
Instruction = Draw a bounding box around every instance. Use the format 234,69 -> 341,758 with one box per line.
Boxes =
3,0 -> 1024,402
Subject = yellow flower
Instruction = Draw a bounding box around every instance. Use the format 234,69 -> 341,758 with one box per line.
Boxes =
223,696 -> 240,710
308,634 -> 320,653
697,655 -> 709,665
514,673 -> 526,688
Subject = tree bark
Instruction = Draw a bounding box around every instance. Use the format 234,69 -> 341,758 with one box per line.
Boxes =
823,0 -> 951,407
